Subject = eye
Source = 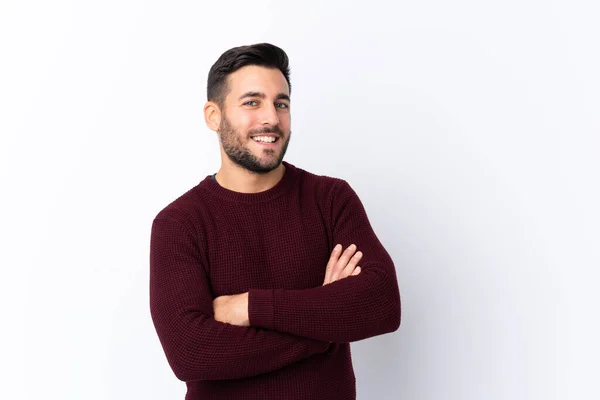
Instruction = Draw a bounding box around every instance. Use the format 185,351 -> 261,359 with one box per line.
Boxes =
243,100 -> 258,106
275,102 -> 289,109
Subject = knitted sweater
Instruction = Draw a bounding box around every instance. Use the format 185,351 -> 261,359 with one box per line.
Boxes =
149,161 -> 401,400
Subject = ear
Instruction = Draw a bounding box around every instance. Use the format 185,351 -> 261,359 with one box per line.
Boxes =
204,101 -> 221,132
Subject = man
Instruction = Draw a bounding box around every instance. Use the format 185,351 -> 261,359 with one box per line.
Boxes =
149,43 -> 401,399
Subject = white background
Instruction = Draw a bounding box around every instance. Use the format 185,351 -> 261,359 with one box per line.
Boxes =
1,1 -> 599,399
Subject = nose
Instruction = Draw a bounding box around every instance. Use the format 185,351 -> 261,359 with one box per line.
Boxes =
261,103 -> 280,126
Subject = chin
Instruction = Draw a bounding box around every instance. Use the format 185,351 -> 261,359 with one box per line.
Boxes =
257,162 -> 281,173
253,159 -> 283,174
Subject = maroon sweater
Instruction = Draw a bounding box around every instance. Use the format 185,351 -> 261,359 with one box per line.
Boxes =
149,161 -> 401,399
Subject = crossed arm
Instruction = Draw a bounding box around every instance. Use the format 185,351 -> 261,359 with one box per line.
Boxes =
150,180 -> 401,381
213,243 -> 364,327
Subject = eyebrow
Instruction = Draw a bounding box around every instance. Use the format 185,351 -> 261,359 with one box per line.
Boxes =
238,91 -> 290,102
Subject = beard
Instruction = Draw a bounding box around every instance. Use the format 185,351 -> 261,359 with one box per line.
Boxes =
218,112 -> 291,174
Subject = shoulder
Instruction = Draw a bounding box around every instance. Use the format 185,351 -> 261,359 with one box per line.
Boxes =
152,179 -> 211,228
287,161 -> 349,198
287,163 -> 365,223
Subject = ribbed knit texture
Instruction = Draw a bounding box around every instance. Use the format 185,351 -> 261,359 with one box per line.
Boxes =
149,161 -> 401,400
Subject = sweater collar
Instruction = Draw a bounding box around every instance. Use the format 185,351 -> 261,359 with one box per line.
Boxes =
199,161 -> 296,204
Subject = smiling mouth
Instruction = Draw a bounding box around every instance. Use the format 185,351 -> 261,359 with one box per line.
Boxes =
251,135 -> 279,144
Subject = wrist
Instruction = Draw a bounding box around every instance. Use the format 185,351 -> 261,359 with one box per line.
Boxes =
247,288 -> 275,329
241,292 -> 250,326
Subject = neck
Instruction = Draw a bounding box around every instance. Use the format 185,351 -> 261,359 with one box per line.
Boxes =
215,159 -> 286,194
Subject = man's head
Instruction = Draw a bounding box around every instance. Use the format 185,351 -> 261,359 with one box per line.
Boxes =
204,43 -> 292,174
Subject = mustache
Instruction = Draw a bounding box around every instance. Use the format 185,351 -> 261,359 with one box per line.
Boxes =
248,126 -> 284,136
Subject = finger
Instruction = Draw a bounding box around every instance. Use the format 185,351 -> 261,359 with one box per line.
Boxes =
331,244 -> 358,281
331,244 -> 358,282
340,251 -> 362,280
324,244 -> 342,284
323,244 -> 342,285
351,266 -> 361,276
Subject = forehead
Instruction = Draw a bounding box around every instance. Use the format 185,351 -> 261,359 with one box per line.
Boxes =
226,65 -> 289,98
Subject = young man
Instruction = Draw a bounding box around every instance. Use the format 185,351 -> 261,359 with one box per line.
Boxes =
149,43 -> 401,400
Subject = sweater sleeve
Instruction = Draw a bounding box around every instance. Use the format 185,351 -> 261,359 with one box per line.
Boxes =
150,215 -> 330,382
248,180 -> 401,343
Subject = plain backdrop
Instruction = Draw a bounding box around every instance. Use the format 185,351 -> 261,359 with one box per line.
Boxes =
1,1 -> 599,399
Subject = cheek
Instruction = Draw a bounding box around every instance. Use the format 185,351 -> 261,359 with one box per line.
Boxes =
236,113 -> 260,132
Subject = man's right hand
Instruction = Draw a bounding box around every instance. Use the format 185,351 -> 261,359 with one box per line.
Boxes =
322,244 -> 362,285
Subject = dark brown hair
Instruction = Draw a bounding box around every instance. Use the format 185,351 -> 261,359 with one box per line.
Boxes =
207,43 -> 291,107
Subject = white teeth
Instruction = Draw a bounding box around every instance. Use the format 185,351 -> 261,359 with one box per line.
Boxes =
252,136 -> 276,143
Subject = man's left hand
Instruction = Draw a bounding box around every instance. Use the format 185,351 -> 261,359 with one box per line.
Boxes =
213,292 -> 250,326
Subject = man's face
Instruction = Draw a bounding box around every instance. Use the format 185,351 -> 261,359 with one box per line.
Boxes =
217,65 -> 291,174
